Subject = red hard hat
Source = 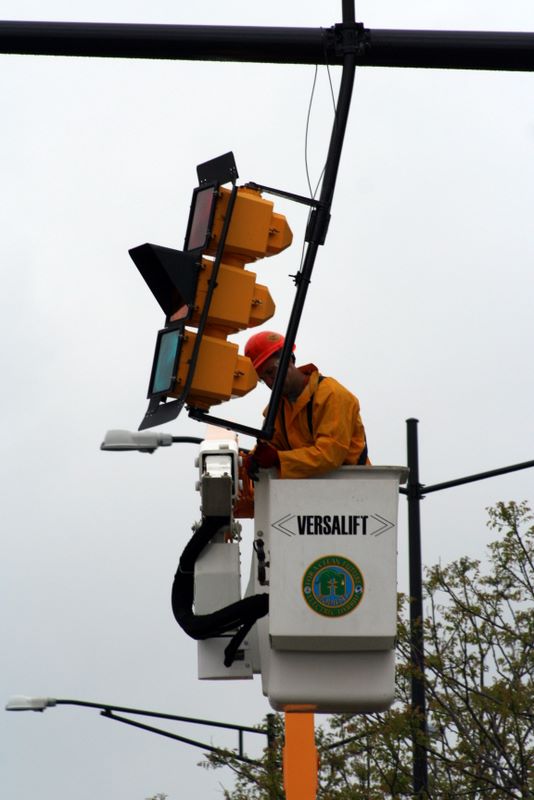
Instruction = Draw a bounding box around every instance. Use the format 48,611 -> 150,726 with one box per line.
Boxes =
245,331 -> 296,372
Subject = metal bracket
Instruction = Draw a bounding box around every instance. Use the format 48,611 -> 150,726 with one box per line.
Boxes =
244,181 -> 321,209
305,206 -> 331,245
332,21 -> 369,59
197,151 -> 238,186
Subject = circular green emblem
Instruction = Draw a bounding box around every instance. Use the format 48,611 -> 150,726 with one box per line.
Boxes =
302,555 -> 364,618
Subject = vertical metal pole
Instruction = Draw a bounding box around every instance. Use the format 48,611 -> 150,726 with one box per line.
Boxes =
266,713 -> 276,750
262,1 -> 358,439
342,0 -> 356,23
266,713 -> 278,800
406,418 -> 429,797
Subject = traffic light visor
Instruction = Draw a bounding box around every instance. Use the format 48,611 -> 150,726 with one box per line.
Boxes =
129,244 -> 200,320
185,184 -> 218,251
148,326 -> 183,398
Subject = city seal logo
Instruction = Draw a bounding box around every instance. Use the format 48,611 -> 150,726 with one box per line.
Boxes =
302,555 -> 364,618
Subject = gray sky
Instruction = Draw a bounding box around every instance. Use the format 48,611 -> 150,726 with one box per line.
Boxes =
2,1 -> 534,798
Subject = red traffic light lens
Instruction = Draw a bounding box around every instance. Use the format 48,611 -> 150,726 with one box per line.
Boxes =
185,185 -> 217,251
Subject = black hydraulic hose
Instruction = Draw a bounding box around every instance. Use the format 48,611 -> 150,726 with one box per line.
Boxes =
171,515 -> 268,666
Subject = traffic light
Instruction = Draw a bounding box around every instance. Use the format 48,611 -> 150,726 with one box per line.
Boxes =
129,152 -> 292,429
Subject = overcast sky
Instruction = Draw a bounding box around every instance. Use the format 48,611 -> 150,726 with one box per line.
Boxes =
2,1 -> 534,798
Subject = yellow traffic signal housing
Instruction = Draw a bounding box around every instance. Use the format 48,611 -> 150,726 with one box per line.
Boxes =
131,152 -> 293,429
175,257 -> 275,335
170,332 -> 257,409
206,186 -> 293,264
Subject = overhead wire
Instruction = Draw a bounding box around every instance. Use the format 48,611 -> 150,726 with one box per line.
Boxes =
304,63 -> 338,199
299,56 -> 341,272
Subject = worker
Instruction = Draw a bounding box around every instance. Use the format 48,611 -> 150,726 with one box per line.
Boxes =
243,331 -> 369,480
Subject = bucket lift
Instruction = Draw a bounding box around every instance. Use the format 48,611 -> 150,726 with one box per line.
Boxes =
173,429 -> 407,711
171,430 -> 407,798
252,464 -> 408,713
171,428 -> 267,677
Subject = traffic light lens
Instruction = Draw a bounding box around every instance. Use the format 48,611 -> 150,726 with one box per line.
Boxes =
150,328 -> 182,396
169,304 -> 189,323
186,185 -> 217,251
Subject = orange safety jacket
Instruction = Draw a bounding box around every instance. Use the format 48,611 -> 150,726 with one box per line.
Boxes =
265,364 -> 370,479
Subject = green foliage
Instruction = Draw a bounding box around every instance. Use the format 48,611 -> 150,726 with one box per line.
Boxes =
199,714 -> 285,799
203,502 -> 534,799
420,500 -> 534,798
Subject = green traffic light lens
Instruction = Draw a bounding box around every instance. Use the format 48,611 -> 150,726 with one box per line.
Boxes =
151,328 -> 182,396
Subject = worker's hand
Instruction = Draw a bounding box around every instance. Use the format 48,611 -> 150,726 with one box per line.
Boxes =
244,442 -> 280,481
253,441 -> 280,470
244,453 -> 260,481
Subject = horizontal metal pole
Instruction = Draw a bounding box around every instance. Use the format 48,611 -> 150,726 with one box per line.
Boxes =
0,21 -> 327,64
422,458 -> 534,494
55,699 -> 266,735
2,20 -> 534,71
367,28 -> 534,71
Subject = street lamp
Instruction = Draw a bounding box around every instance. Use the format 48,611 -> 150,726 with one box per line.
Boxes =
6,696 -> 56,711
101,429 -> 202,453
5,696 -> 272,766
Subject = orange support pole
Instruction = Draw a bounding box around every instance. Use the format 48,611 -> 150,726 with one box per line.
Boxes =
283,712 -> 318,799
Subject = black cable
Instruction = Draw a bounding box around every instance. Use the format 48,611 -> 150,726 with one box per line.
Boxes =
304,64 -> 319,198
300,54 -> 343,274
171,516 -> 269,666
